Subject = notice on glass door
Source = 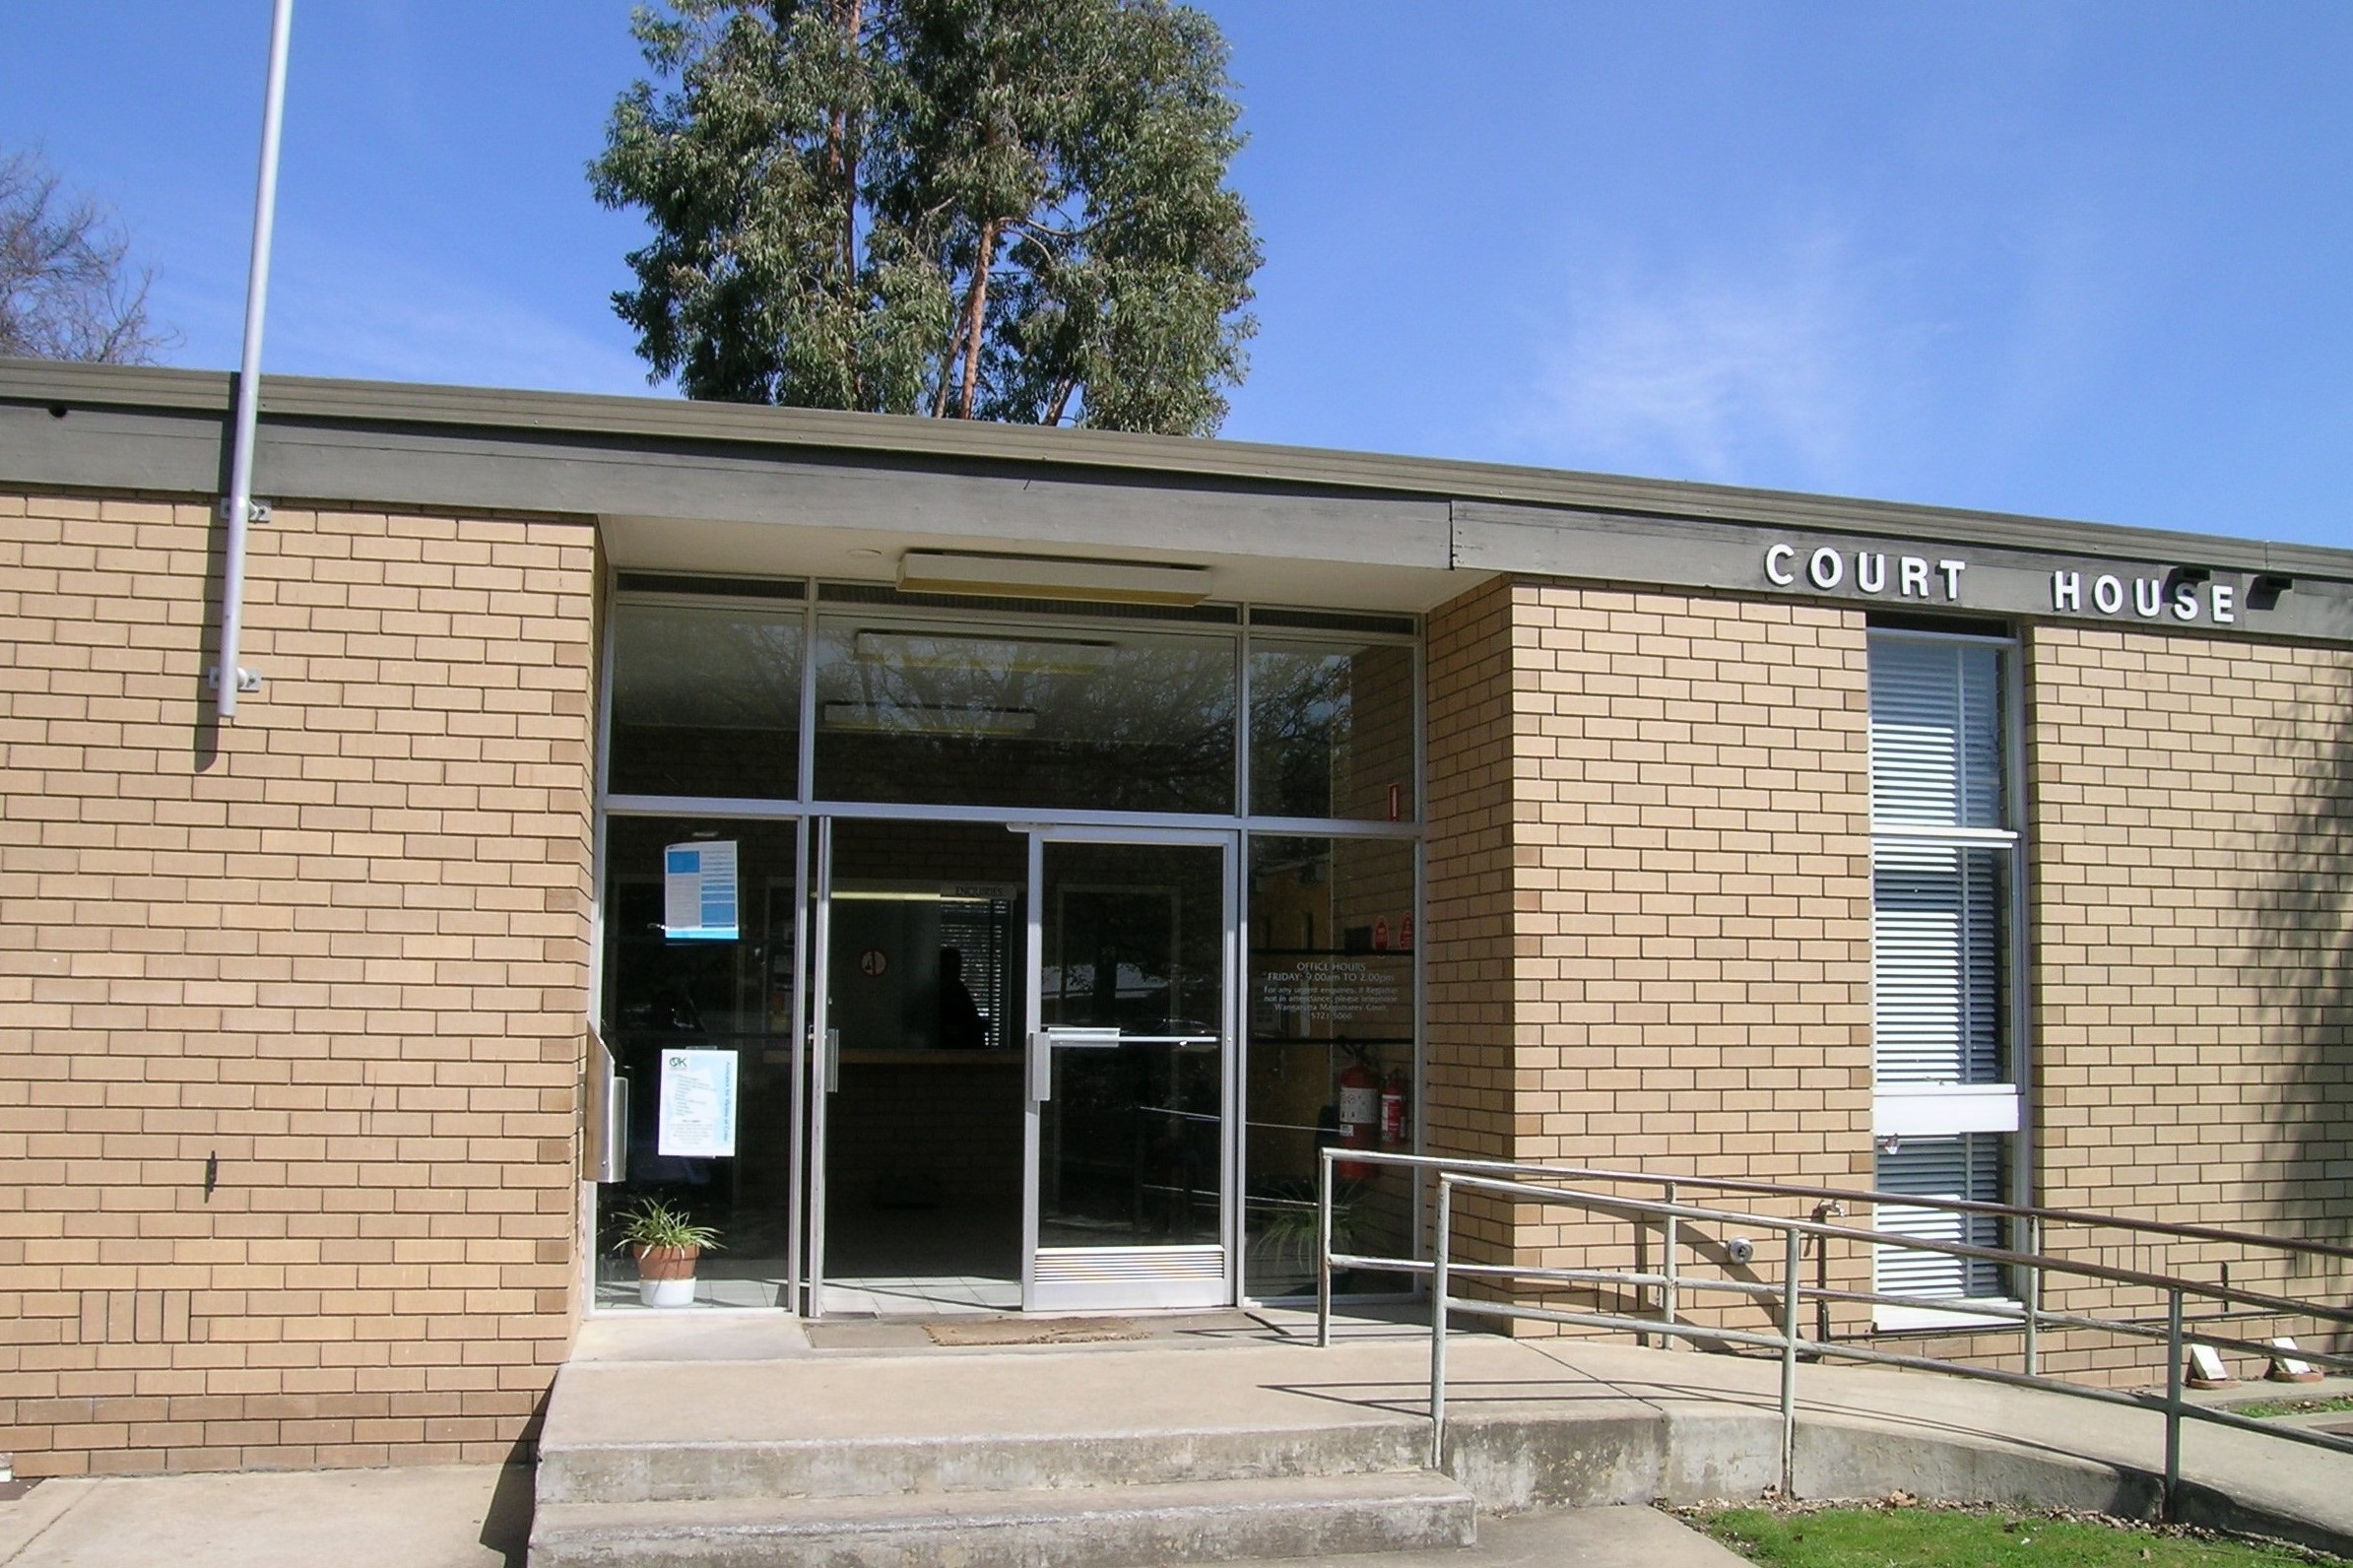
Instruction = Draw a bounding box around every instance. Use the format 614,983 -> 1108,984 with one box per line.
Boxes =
658,1048 -> 739,1159
663,840 -> 739,941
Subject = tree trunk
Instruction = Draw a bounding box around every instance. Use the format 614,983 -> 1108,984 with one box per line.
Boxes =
954,219 -> 1002,419
1047,377 -> 1077,425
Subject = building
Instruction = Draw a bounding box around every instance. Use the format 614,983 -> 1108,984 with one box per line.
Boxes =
3,358 -> 2349,1477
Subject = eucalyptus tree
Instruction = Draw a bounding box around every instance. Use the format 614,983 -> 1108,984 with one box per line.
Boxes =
591,0 -> 1261,435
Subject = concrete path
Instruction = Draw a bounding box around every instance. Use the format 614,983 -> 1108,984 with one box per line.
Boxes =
0,1464 -> 532,1568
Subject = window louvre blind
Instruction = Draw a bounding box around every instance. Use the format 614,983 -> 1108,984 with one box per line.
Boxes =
1868,639 -> 2004,828
1872,845 -> 2003,1083
1874,1135 -> 2003,1300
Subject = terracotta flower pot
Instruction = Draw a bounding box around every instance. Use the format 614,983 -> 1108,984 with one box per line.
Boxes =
633,1243 -> 701,1307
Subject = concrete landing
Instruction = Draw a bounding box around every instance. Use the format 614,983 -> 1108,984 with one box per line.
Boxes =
543,1313 -> 2353,1557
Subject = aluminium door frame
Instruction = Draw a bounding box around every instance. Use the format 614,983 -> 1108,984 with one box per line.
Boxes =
1020,823 -> 1241,1312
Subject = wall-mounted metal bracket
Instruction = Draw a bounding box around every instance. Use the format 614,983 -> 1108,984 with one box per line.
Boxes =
207,667 -> 263,694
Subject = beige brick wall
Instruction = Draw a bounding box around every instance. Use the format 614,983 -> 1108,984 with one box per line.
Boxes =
2025,623 -> 2353,1378
1426,578 -> 1876,1330
0,490 -> 596,1475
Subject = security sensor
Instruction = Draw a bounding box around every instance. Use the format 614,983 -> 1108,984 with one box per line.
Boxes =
1727,1237 -> 1755,1266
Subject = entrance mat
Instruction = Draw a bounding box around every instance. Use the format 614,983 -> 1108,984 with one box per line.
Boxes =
924,1316 -> 1148,1346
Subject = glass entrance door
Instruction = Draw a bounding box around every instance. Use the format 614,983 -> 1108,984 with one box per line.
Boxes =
1024,833 -> 1235,1311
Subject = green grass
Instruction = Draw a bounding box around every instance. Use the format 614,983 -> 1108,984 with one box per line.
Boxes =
2226,1396 -> 2353,1420
1694,1505 -> 2333,1568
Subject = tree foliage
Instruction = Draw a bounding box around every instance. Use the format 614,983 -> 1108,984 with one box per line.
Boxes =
0,150 -> 173,364
590,0 -> 1261,435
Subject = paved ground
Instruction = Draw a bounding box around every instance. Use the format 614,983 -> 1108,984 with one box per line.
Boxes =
6,1307 -> 2349,1568
0,1464 -> 532,1568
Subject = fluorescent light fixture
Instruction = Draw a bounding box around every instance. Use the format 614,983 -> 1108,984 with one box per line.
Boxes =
852,627 -> 1115,675
820,700 -> 1038,737
898,550 -> 1212,606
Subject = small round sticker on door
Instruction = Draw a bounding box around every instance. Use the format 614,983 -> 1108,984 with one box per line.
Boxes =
858,947 -> 888,978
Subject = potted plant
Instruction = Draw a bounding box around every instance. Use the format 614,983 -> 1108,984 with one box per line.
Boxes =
615,1199 -> 721,1308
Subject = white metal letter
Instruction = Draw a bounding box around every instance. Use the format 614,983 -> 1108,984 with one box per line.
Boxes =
1936,559 -> 1966,600
1900,556 -> 1930,597
2211,583 -> 2237,624
2093,575 -> 2124,614
2052,571 -> 2081,612
2172,583 -> 2199,621
1859,553 -> 1887,593
2134,577 -> 2164,618
1808,548 -> 1844,589
1764,544 -> 1797,586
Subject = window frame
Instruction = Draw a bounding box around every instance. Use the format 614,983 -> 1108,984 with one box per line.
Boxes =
1864,624 -> 2032,1328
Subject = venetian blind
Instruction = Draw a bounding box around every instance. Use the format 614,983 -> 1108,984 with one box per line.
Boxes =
1874,1135 -> 2003,1300
1868,639 -> 2005,1086
1868,639 -> 2003,828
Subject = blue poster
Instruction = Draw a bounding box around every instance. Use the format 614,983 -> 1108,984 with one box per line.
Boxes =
663,840 -> 739,941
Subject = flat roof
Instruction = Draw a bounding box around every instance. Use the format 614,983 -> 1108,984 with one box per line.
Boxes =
3,357 -> 2348,588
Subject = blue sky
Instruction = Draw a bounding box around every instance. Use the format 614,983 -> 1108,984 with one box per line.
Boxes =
5,3 -> 2349,550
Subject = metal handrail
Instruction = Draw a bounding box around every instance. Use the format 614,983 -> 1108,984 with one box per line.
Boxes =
1314,1150 -> 2353,1519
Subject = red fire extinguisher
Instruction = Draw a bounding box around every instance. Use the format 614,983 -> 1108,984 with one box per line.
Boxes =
1336,1056 -> 1378,1181
1380,1069 -> 1408,1148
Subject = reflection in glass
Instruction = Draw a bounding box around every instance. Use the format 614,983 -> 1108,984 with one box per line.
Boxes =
1038,841 -> 1225,1250
814,619 -> 1236,812
1250,638 -> 1416,820
1246,835 -> 1416,1295
609,602 -> 804,799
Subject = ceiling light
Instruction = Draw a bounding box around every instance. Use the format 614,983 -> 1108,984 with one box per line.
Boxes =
898,551 -> 1212,606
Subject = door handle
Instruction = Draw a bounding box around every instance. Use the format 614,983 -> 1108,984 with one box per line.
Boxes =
822,1027 -> 840,1094
1030,1027 -> 1122,1103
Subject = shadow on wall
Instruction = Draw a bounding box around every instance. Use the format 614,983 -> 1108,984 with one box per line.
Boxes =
2262,654 -> 2353,1251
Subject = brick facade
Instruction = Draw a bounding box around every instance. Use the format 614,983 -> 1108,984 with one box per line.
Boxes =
1425,579 -> 1876,1328
2024,624 -> 2353,1374
5,455 -> 2352,1476
0,490 -> 596,1475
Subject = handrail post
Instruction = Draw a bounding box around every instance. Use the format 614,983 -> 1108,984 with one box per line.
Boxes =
2022,1212 -> 2042,1379
1635,1203 -> 1652,1348
2164,1286 -> 2184,1522
1662,1181 -> 1679,1348
1780,1222 -> 1802,1498
1317,1148 -> 1334,1348
1430,1175 -> 1453,1470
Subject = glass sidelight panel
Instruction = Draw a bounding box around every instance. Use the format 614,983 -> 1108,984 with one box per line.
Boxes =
1030,838 -> 1231,1308
596,817 -> 805,1308
1244,835 -> 1417,1297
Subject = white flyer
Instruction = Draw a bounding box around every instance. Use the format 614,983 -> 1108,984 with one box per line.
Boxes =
657,1048 -> 739,1159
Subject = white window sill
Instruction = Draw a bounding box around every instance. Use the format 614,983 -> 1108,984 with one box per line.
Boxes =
1873,1084 -> 2021,1138
1872,1298 -> 2025,1334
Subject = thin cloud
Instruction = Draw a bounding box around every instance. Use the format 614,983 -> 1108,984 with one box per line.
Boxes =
1509,229 -> 1927,490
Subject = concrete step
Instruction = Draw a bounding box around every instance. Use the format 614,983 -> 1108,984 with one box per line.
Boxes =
527,1470 -> 1479,1568
540,1419 -> 1434,1505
